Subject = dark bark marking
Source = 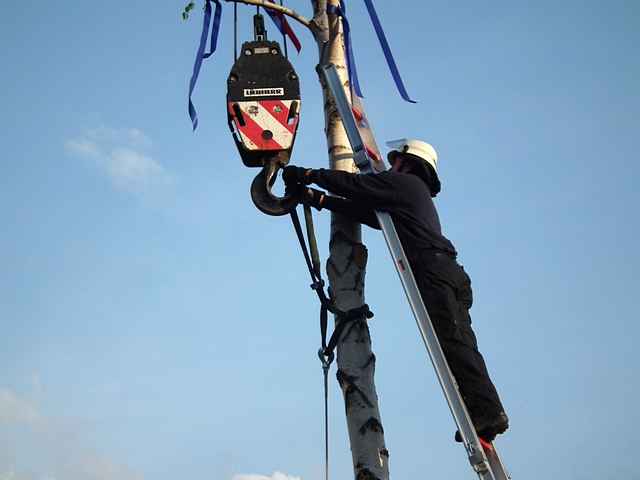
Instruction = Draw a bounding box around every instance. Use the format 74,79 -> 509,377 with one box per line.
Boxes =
352,243 -> 368,269
329,229 -> 361,251
362,353 -> 376,369
343,319 -> 370,344
355,468 -> 380,480
359,417 -> 384,435
337,369 -> 374,409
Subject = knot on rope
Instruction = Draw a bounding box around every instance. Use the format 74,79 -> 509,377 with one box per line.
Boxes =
319,304 -> 374,367
337,303 -> 374,322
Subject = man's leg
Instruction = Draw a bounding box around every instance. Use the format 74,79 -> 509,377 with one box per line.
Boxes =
415,259 -> 507,438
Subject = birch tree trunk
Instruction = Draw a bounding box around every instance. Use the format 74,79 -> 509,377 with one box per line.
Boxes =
310,2 -> 389,478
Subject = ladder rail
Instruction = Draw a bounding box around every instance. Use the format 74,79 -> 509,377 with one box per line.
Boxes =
320,64 -> 510,480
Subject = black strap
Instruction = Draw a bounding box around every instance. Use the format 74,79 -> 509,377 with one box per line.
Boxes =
289,208 -> 329,303
289,207 -> 374,362
325,304 -> 373,357
233,1 -> 238,61
304,204 -> 322,278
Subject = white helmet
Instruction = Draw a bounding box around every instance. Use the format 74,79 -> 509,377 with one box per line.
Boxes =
386,138 -> 438,174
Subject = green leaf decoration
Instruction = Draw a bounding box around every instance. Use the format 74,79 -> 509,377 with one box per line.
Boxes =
181,1 -> 196,21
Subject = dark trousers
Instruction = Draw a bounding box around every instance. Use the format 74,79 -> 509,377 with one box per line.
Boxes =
411,251 -> 505,423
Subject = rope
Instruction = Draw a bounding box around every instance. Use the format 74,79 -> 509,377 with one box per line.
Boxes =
322,357 -> 330,480
233,1 -> 238,61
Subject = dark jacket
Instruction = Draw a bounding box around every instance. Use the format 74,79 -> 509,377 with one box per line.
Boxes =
309,169 -> 457,259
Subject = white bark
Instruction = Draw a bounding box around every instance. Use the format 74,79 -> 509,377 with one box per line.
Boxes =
312,2 -> 389,479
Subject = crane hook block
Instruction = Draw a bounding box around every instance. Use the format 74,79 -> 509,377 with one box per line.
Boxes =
227,39 -> 301,216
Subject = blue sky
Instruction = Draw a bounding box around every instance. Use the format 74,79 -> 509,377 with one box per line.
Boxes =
1,1 -> 638,479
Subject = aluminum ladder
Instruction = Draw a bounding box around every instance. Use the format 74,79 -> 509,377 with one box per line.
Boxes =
320,64 -> 511,480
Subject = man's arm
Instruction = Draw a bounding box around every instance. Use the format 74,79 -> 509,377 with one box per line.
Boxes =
303,188 -> 380,229
321,195 -> 381,230
306,168 -> 398,208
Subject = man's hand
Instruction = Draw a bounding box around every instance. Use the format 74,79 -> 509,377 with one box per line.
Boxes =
282,165 -> 312,186
303,188 -> 326,211
284,182 -> 304,203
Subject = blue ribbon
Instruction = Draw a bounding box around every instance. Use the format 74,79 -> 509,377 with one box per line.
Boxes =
328,0 -> 415,103
188,0 -> 223,131
327,1 -> 364,98
264,8 -> 302,52
363,0 -> 415,103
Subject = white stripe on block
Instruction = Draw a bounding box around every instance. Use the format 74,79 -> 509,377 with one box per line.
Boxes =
239,101 -> 294,148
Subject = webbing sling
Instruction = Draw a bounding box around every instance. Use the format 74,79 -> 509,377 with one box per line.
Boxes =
289,205 -> 373,356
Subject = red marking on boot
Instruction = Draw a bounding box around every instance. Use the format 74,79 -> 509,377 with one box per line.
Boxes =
479,437 -> 493,452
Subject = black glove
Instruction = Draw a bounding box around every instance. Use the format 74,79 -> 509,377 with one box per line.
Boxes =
303,188 -> 326,211
284,182 -> 305,203
282,165 -> 312,186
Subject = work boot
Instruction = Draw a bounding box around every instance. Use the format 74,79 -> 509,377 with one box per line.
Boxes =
455,412 -> 509,443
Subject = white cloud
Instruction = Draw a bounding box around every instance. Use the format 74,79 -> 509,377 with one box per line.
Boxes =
0,388 -> 143,480
57,452 -> 144,480
65,127 -> 169,193
107,148 -> 170,190
232,472 -> 302,480
84,127 -> 152,150
126,128 -> 152,149
2,388 -> 296,480
64,139 -> 101,158
0,389 -> 40,425
0,470 -> 38,480
29,374 -> 42,396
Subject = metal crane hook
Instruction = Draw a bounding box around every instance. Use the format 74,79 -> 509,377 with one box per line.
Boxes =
250,152 -> 299,216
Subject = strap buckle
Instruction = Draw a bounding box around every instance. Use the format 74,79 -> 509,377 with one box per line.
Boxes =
318,348 -> 334,370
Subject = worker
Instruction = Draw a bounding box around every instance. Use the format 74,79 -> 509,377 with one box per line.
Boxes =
282,139 -> 508,442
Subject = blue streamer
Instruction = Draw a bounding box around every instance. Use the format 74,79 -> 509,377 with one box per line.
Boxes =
327,1 -> 364,98
363,0 -> 416,103
265,8 -> 302,52
188,0 -> 223,131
